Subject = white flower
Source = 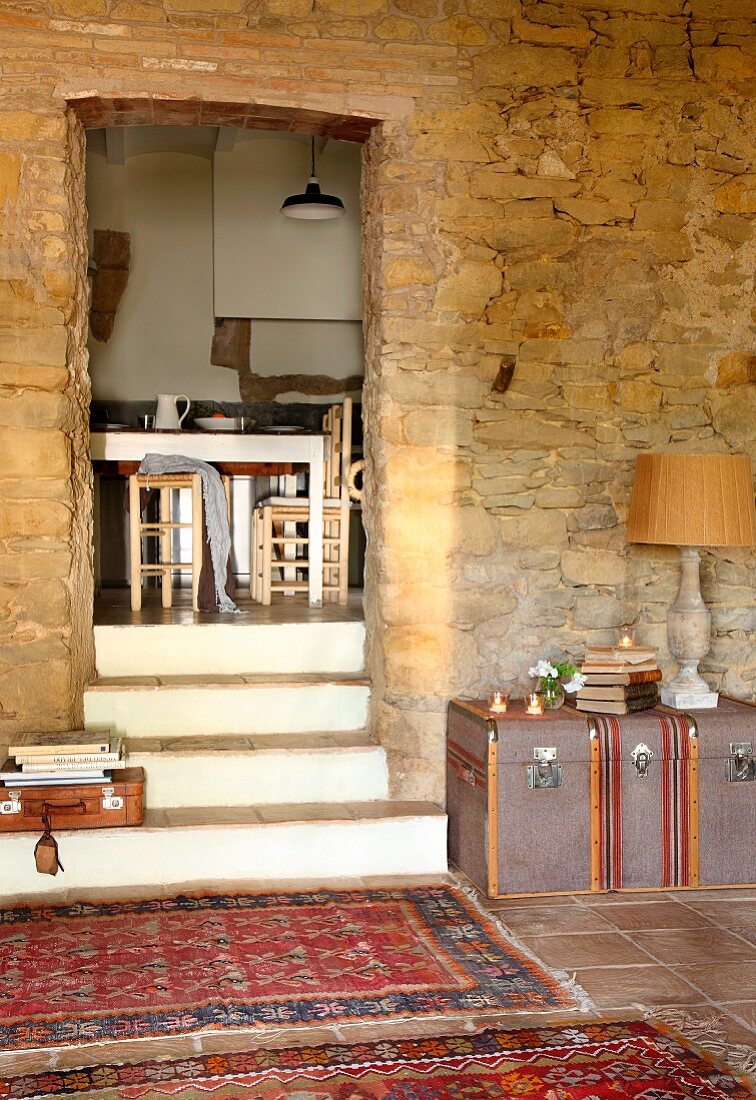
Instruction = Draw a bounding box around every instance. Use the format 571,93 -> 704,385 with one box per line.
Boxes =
563,673 -> 587,694
528,659 -> 558,679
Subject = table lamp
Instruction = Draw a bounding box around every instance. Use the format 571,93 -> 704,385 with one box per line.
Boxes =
627,453 -> 756,709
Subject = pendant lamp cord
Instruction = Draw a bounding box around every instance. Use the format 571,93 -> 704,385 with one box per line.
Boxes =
310,135 -> 316,177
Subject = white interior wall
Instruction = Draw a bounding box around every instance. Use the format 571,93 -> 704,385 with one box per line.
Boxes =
250,319 -> 363,401
86,149 -> 240,402
85,132 -> 363,405
213,134 -> 362,321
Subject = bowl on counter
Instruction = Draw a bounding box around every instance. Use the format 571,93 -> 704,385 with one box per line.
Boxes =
194,416 -> 254,432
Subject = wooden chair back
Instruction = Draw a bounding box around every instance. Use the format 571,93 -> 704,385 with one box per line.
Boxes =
322,397 -> 353,502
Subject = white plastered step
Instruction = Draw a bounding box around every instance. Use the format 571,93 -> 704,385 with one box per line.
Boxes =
124,730 -> 388,808
0,801 -> 448,899
84,673 -> 370,736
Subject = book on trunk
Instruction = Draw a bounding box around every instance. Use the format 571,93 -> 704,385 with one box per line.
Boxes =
8,730 -> 112,756
584,646 -> 658,665
582,669 -> 662,686
581,660 -> 659,674
576,684 -> 660,702
575,692 -> 659,715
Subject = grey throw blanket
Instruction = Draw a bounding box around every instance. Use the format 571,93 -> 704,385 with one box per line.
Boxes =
138,453 -> 237,613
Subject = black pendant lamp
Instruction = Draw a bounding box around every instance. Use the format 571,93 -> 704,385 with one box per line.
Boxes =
280,136 -> 345,220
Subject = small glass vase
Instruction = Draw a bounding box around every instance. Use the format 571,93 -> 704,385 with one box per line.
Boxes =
540,678 -> 565,710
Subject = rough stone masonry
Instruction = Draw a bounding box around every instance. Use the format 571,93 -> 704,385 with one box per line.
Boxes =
0,0 -> 753,802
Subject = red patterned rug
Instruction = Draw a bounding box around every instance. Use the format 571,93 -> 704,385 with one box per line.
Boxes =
0,886 -> 582,1051
3,1020 -> 753,1099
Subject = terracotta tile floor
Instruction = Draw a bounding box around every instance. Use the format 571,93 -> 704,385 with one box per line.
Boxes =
1,879 -> 754,1079
482,883 -> 756,1056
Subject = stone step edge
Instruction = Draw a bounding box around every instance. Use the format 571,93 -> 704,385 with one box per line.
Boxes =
0,802 -> 445,839
123,728 -> 370,741
86,673 -> 370,691
125,742 -> 381,757
8,729 -> 373,748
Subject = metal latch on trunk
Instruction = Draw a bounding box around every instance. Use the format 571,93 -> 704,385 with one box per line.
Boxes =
0,791 -> 21,815
631,742 -> 653,779
527,747 -> 562,790
101,787 -> 124,811
726,742 -> 754,783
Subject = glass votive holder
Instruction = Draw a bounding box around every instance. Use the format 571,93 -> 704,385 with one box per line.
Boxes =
487,690 -> 509,714
526,691 -> 544,716
617,628 -> 635,649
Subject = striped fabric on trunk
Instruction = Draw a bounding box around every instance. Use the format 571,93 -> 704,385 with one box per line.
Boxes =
595,715 -> 624,890
658,713 -> 694,888
593,713 -> 694,890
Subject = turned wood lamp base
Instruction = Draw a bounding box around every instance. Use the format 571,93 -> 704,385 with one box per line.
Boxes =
662,546 -> 718,710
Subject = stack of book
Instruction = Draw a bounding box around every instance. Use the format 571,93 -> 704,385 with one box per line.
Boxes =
0,731 -> 124,787
575,645 -> 661,715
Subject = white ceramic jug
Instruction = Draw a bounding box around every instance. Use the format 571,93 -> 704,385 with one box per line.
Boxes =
155,393 -> 190,430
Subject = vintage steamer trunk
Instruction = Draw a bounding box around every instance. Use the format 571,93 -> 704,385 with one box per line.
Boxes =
447,698 -> 755,898
0,767 -> 145,832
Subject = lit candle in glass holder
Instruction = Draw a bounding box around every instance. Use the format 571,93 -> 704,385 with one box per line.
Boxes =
526,692 -> 544,716
487,690 -> 509,714
618,628 -> 635,649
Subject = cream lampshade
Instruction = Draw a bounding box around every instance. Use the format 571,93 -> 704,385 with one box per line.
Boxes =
627,453 -> 756,709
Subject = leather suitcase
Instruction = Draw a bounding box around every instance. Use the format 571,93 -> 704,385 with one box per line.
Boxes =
447,698 -> 755,898
0,767 -> 145,832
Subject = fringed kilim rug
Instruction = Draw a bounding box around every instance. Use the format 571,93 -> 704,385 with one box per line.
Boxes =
0,885 -> 585,1052
4,1020 -> 754,1099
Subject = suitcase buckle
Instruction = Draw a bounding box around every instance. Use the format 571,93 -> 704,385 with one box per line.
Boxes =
0,791 -> 21,815
101,787 -> 124,811
631,742 -> 653,779
726,742 -> 754,783
527,747 -> 562,790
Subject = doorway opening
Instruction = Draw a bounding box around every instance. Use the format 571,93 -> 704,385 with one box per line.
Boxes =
74,97 -> 377,620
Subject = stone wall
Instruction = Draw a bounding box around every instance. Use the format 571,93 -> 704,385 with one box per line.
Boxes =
0,0 -> 753,801
0,98 -> 93,734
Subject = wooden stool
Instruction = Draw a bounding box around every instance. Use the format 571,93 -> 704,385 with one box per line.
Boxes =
250,399 -> 356,606
128,473 -> 231,612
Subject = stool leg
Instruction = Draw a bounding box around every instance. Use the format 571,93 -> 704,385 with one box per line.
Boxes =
325,516 -> 336,602
251,508 -> 260,601
191,474 -> 203,612
129,476 -> 142,612
255,510 -> 265,603
261,505 -> 272,606
338,507 -> 349,606
253,508 -> 258,602
160,487 -> 172,609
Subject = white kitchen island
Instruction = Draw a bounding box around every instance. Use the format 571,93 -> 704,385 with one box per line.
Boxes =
91,429 -> 326,606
